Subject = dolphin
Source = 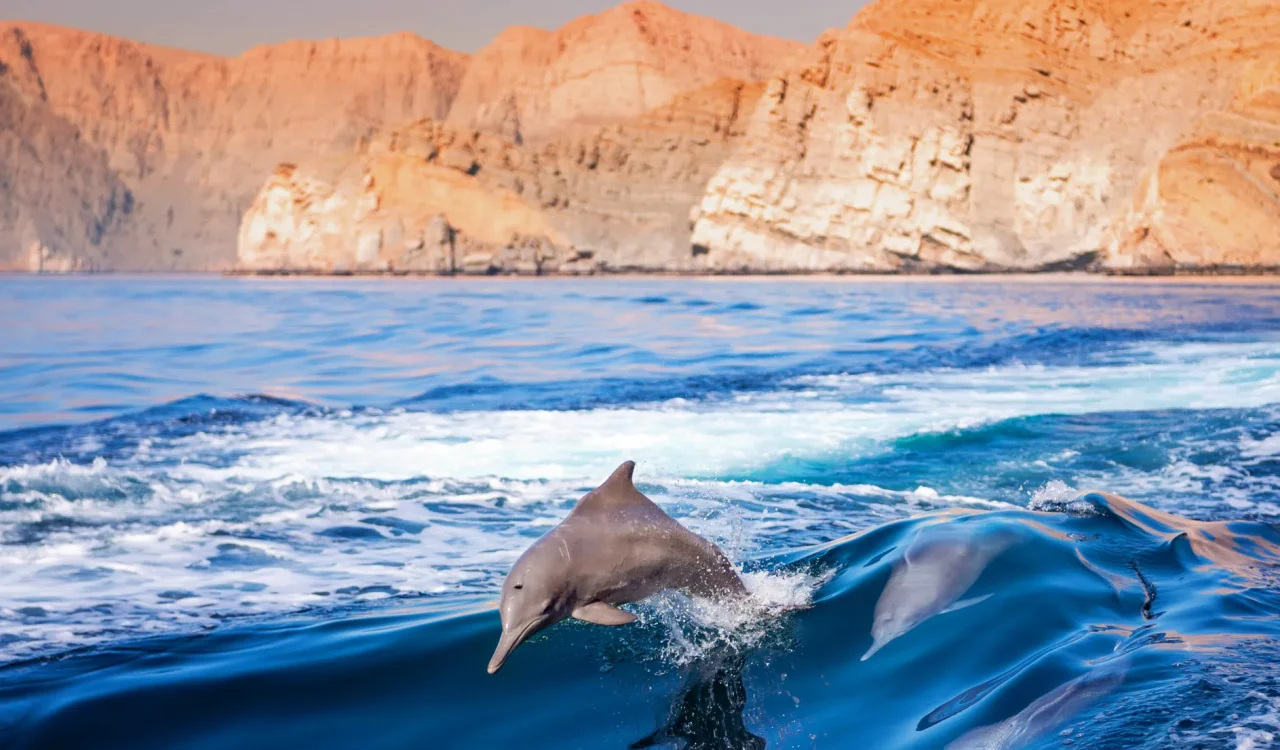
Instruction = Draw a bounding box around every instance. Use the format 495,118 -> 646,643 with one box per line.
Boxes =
862,525 -> 1017,661
945,658 -> 1128,750
487,460 -> 748,674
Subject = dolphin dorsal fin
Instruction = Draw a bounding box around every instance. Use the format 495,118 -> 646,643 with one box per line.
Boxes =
602,460 -> 637,491
573,460 -> 664,517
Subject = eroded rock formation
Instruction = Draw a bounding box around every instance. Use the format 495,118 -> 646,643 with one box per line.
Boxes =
689,0 -> 1280,272
0,22 -> 468,270
1104,60 -> 1280,270
6,0 -> 1280,274
238,79 -> 768,273
445,0 -> 801,142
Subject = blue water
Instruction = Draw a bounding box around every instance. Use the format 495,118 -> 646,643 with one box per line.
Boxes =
1,276 -> 1279,749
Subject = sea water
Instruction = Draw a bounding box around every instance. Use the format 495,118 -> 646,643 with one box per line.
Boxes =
0,275 -> 1278,749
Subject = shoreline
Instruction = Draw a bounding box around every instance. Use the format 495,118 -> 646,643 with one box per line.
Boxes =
4,269 -> 1280,284
226,266 -> 1280,283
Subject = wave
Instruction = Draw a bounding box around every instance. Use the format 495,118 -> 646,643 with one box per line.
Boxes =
0,459 -> 1004,663
4,491 -> 1278,749
11,338 -> 1277,478
0,340 -> 1278,663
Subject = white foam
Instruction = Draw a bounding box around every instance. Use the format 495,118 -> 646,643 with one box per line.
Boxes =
137,340 -> 1280,485
1210,691 -> 1280,750
1242,433 -> 1280,460
0,339 -> 1277,660
639,567 -> 831,668
0,460 -> 922,661
1028,480 -> 1087,512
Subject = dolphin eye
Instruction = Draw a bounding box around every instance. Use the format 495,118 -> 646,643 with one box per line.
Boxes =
513,584 -> 523,590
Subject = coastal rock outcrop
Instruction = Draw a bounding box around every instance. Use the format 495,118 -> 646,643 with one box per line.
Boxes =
688,0 -> 1280,272
237,158 -> 566,274
237,78 -> 768,273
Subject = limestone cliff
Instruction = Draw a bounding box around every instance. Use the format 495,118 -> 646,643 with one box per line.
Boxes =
10,0 -> 1280,274
444,0 -> 802,143
689,0 -> 1280,272
0,22 -> 468,270
1104,60 -> 1280,270
238,79 -> 767,273
0,40 -> 136,272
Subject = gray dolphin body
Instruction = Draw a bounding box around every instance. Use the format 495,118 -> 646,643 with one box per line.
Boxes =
488,460 -> 748,673
863,525 -> 1017,661
946,658 -> 1127,749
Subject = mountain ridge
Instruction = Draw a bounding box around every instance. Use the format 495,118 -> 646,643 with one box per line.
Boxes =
3,0 -> 1278,274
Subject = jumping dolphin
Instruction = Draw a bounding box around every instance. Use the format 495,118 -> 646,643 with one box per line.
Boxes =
487,460 -> 748,674
862,525 -> 1017,661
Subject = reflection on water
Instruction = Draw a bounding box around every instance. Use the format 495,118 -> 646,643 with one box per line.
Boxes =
945,656 -> 1129,750
916,629 -> 1092,731
3,276 -> 1279,429
631,648 -> 765,750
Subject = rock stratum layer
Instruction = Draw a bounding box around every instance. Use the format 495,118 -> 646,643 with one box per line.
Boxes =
689,0 -> 1280,272
5,0 -> 1280,274
238,78 -> 767,274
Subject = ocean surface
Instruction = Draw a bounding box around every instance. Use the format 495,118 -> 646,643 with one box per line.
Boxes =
1,275 -> 1279,749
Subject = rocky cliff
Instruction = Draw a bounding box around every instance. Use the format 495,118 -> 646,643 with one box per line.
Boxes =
444,0 -> 801,143
7,0 -> 1280,274
0,22 -> 468,270
0,30 -> 135,271
1104,59 -> 1280,269
238,78 -> 767,273
688,0 -> 1280,272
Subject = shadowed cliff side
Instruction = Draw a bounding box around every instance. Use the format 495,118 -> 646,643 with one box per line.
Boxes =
0,30 -> 140,271
0,22 -> 469,270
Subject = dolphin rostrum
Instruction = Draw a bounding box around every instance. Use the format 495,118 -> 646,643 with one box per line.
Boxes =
487,460 -> 749,673
862,525 -> 1017,661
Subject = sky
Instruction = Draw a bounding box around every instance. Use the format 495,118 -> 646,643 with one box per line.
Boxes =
2,0 -> 865,56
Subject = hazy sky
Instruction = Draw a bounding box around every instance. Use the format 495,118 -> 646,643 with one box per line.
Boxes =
4,0 -> 865,56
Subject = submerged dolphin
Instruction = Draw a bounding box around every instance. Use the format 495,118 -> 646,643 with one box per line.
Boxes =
488,460 -> 748,673
946,658 -> 1128,749
862,525 -> 1017,661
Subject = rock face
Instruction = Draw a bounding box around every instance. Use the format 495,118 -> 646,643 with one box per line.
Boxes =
238,78 -> 767,273
0,32 -> 135,271
238,158 -> 565,274
8,0 -> 1280,274
1104,60 -> 1280,270
445,0 -> 801,143
0,22 -> 468,270
689,0 -> 1280,272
